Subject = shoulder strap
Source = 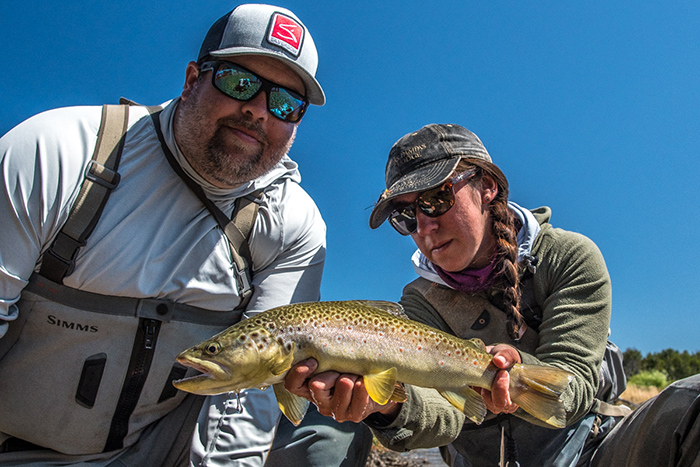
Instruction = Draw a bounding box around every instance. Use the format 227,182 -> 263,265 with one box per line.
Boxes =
148,110 -> 260,311
39,104 -> 130,283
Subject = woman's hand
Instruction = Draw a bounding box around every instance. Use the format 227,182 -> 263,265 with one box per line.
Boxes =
479,344 -> 522,415
284,358 -> 402,423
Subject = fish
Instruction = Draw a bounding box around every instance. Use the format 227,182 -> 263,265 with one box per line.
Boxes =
173,300 -> 574,428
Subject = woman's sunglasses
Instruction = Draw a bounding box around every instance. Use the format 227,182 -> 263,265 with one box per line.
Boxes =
388,169 -> 478,236
200,60 -> 309,123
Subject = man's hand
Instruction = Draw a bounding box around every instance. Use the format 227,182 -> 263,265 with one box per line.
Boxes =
478,344 -> 522,415
284,358 -> 401,423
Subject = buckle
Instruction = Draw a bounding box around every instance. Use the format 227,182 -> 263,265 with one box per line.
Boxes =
85,160 -> 121,190
42,248 -> 77,278
232,261 -> 252,296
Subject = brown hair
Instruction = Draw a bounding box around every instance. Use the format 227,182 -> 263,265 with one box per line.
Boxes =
456,158 -> 525,341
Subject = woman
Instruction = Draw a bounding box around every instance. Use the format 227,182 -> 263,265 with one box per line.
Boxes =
284,124 -> 700,466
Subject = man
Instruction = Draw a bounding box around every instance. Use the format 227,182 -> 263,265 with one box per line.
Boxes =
0,4 -> 363,466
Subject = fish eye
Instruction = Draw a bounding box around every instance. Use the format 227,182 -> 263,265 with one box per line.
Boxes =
205,343 -> 222,355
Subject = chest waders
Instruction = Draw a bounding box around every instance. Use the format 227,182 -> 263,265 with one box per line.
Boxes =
0,102 -> 261,456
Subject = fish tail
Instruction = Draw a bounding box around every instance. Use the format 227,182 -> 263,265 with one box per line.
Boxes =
509,363 -> 574,428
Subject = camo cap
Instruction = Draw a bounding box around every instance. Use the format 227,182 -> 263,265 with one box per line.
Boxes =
369,123 -> 491,229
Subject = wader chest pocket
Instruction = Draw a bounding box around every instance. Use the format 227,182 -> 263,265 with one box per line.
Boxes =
75,353 -> 107,408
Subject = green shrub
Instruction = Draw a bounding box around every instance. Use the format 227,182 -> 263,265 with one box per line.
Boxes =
628,370 -> 668,389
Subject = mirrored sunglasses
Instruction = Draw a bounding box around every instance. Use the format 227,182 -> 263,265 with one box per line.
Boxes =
200,61 -> 309,123
388,169 -> 478,236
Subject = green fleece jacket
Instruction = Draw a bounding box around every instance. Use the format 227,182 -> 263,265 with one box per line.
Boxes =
367,207 -> 612,452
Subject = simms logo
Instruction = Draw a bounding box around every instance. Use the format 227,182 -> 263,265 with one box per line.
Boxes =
47,315 -> 98,333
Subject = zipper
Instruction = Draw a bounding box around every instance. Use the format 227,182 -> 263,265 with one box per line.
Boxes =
103,318 -> 161,452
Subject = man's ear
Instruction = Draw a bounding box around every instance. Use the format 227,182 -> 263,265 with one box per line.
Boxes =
181,62 -> 201,102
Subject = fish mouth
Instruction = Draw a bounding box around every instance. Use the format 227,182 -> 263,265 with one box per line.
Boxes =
172,355 -> 233,395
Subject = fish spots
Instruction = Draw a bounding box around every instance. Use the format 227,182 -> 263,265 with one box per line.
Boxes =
285,342 -> 294,352
439,360 -> 445,366
267,323 -> 276,330
347,325 -> 353,331
335,335 -> 343,343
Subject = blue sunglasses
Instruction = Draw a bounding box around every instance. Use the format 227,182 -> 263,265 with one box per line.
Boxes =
200,60 -> 309,123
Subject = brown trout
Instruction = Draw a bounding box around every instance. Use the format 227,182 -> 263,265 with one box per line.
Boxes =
173,300 -> 574,427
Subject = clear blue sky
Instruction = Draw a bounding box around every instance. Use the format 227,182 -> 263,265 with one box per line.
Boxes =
2,1 -> 699,354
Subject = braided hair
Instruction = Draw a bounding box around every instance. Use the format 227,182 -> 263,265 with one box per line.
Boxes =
456,158 -> 525,342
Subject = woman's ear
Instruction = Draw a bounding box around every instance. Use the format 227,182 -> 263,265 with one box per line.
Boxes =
481,174 -> 499,204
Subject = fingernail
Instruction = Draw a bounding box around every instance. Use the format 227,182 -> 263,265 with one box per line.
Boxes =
305,358 -> 318,370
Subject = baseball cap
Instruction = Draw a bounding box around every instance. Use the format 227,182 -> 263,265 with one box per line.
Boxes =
198,4 -> 325,106
369,123 -> 492,229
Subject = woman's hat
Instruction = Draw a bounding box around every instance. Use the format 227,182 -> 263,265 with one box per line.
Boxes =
369,123 -> 491,229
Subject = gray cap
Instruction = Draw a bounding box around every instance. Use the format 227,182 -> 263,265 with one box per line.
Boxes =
198,4 -> 325,106
369,124 -> 492,229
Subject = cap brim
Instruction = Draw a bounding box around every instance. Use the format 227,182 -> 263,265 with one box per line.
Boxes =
368,156 -> 461,229
210,49 -> 325,106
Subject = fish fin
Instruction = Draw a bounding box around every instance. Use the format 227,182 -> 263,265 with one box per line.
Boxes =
466,338 -> 487,352
390,383 -> 408,403
270,342 -> 296,376
363,367 -> 398,405
355,300 -> 408,319
509,363 -> 574,428
273,382 -> 309,426
438,388 -> 487,425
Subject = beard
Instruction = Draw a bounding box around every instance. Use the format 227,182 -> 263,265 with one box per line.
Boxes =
175,88 -> 295,188
201,117 -> 282,186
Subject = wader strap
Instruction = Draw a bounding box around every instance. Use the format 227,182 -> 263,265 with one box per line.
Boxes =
148,110 -> 260,311
24,273 -> 242,325
39,104 -> 130,283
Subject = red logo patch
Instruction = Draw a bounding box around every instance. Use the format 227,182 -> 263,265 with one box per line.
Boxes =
267,13 -> 304,56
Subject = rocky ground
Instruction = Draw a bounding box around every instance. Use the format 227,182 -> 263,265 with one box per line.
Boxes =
365,445 -> 437,467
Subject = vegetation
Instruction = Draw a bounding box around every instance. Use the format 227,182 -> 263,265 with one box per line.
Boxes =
623,348 -> 700,387
627,370 -> 668,389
